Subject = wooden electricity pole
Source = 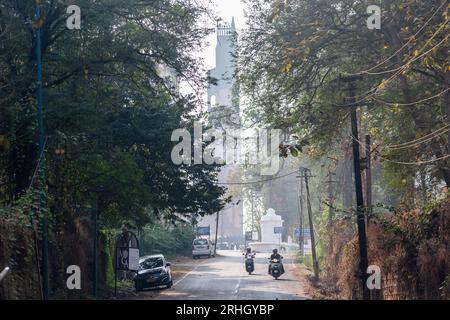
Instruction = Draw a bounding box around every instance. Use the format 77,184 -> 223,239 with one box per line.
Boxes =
365,135 -> 372,222
303,168 -> 319,280
251,195 -> 254,235
324,172 -> 339,251
296,168 -> 305,256
214,211 -> 220,256
341,75 -> 370,300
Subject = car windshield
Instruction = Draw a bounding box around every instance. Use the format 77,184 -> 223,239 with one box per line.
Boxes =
140,257 -> 164,270
194,239 -> 208,245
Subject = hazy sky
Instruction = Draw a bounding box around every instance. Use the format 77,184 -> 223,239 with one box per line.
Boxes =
180,1 -> 247,104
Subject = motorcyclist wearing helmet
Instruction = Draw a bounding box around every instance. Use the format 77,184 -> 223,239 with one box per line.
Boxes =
268,248 -> 284,274
244,247 -> 255,258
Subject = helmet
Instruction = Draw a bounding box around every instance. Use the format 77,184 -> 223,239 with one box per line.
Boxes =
246,247 -> 251,252
273,248 -> 278,253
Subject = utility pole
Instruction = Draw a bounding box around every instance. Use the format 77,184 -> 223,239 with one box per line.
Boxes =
220,210 -> 224,247
214,211 -> 219,255
341,75 -> 370,300
296,168 -> 304,256
323,172 -> 339,251
303,168 -> 319,280
35,0 -> 49,300
365,135 -> 372,222
250,195 -> 254,235
324,172 -> 338,225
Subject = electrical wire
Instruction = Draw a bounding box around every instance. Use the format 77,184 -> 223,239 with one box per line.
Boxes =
384,124 -> 450,150
371,87 -> 450,107
215,170 -> 298,185
367,32 -> 449,99
340,12 -> 449,104
378,153 -> 450,165
364,17 -> 449,76
350,134 -> 450,165
351,0 -> 449,76
371,22 -> 449,75
336,33 -> 449,108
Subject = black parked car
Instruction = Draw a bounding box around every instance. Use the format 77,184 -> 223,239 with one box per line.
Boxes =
134,254 -> 173,291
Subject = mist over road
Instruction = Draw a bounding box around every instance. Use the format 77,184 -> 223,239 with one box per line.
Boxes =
137,250 -> 308,300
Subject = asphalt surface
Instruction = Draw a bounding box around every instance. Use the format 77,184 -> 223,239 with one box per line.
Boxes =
138,250 -> 307,300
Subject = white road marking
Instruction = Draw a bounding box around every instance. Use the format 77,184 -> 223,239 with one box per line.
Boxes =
234,277 -> 242,295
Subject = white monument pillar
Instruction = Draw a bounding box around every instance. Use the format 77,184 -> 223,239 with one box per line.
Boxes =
260,208 -> 283,243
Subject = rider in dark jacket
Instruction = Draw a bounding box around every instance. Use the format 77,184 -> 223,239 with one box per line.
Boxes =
268,249 -> 285,274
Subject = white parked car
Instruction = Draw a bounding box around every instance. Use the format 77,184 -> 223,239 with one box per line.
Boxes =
192,238 -> 215,259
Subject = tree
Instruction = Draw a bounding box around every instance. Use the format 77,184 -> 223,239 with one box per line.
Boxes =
237,0 -> 450,198
0,0 -> 227,297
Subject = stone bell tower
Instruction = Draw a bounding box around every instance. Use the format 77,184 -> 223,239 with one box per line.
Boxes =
207,18 -> 238,119
199,18 -> 243,240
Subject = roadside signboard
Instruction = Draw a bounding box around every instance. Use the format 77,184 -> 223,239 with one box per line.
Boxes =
303,228 -> 311,237
114,231 -> 140,271
114,230 -> 140,295
128,248 -> 140,271
245,231 -> 253,241
294,227 -> 311,238
197,226 -> 210,236
294,227 -> 301,239
274,226 -> 283,234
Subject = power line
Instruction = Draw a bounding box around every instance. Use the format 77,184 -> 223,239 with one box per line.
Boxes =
351,134 -> 450,165
372,21 -> 450,75
216,170 -> 297,185
364,15 -> 449,76
338,15 -> 449,105
385,124 -> 450,149
362,124 -> 450,152
372,87 -> 450,107
336,33 -> 450,108
368,33 -> 448,101
379,153 -> 450,165
350,0 -> 449,76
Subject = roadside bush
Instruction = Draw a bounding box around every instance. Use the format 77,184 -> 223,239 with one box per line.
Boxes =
322,196 -> 450,299
139,222 -> 195,256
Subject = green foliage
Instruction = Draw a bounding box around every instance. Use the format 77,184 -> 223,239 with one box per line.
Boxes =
237,1 -> 449,298
139,222 -> 195,256
0,0 -> 226,228
238,0 -> 450,191
0,0 -> 226,298
100,228 -> 119,288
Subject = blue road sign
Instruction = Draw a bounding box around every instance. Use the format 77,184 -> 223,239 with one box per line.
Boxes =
294,228 -> 311,238
303,228 -> 311,237
274,227 -> 283,234
197,226 -> 210,236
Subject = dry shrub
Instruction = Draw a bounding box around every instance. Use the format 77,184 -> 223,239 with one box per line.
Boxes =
0,212 -> 107,299
323,197 -> 449,299
0,217 -> 41,299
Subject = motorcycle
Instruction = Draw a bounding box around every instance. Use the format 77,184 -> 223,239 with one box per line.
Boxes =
244,253 -> 255,275
269,258 -> 284,279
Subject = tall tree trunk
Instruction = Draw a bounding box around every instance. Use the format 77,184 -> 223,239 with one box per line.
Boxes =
342,141 -> 353,210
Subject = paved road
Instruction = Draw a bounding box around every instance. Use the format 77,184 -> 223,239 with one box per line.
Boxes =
138,251 -> 307,300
